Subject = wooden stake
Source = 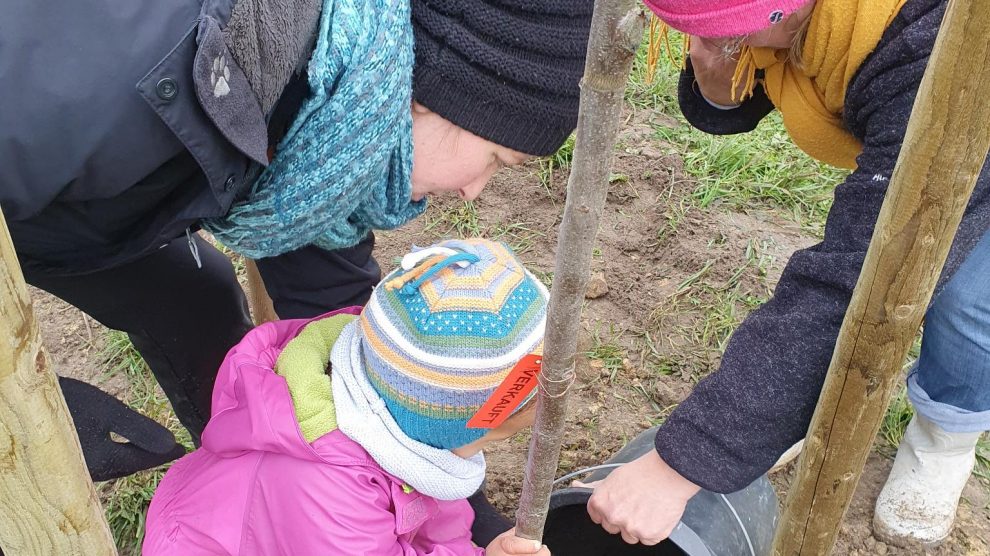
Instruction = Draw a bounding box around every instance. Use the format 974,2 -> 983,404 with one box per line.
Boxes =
773,1 -> 990,553
514,0 -> 644,541
244,259 -> 278,325
0,209 -> 117,555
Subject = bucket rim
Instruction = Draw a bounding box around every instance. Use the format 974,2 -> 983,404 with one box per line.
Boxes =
548,487 -> 714,556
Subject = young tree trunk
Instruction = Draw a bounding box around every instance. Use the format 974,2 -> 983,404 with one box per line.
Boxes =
773,1 -> 990,553
514,0 -> 645,541
0,209 -> 117,555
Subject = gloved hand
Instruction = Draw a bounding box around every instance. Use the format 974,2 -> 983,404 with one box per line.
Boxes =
59,376 -> 187,481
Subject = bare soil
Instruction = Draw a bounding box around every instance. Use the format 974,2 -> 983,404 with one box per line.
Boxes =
27,110 -> 990,554
31,286 -> 127,398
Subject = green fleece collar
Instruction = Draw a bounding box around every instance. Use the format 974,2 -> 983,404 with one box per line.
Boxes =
275,314 -> 356,442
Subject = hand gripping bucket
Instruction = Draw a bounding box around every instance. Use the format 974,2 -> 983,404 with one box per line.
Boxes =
543,426 -> 779,556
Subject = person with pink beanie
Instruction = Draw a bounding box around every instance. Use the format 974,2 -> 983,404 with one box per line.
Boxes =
584,0 -> 990,550
642,0 -> 811,42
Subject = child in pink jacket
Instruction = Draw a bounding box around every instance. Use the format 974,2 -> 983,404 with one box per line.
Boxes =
144,238 -> 551,555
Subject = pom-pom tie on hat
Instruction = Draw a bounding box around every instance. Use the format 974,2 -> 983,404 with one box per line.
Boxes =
400,246 -> 472,270
385,252 -> 482,295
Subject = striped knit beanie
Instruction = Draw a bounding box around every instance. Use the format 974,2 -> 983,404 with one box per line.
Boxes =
359,239 -> 548,449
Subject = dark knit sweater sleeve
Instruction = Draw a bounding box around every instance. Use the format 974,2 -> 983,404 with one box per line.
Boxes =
678,57 -> 774,135
411,0 -> 594,156
655,0 -> 990,493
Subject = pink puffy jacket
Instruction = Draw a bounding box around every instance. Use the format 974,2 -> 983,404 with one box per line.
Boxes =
143,308 -> 484,555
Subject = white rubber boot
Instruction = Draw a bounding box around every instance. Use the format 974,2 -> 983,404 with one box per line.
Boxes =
769,439 -> 804,473
873,413 -> 982,548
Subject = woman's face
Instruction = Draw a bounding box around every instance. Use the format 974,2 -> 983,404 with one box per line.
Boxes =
410,102 -> 531,202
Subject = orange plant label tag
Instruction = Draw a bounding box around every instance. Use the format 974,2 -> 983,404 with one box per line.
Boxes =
467,354 -> 542,429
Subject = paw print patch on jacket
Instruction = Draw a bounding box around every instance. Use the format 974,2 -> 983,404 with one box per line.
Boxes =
191,15 -> 269,165
211,55 -> 231,98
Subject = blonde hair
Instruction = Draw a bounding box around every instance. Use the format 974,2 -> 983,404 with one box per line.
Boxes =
787,13 -> 813,69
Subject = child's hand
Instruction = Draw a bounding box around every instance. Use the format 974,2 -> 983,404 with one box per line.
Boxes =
485,528 -> 551,556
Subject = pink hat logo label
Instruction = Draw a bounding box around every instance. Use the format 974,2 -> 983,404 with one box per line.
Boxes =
769,10 -> 785,24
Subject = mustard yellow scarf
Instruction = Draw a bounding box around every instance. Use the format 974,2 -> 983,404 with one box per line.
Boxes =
732,0 -> 907,169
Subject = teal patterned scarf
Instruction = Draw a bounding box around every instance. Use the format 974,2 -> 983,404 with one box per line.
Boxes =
204,0 -> 424,258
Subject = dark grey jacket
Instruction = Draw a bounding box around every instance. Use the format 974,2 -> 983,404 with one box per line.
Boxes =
656,0 -> 990,492
0,0 -> 593,275
0,0 -> 293,273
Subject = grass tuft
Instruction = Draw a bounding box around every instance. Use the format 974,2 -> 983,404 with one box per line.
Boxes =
488,222 -> 543,255
669,119 -> 845,235
423,201 -> 483,237
102,469 -> 166,554
586,324 -> 627,383
537,135 -> 577,194
879,385 -> 915,456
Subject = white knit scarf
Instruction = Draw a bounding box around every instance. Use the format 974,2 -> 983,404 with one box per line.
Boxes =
330,321 -> 486,500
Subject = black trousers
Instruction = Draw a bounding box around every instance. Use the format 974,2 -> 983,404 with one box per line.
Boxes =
23,233 -> 381,445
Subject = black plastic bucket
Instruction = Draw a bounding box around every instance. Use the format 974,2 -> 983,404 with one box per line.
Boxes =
543,427 -> 778,556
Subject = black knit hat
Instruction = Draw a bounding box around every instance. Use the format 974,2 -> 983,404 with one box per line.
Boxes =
411,0 -> 594,157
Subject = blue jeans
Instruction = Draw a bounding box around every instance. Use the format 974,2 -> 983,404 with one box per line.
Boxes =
908,228 -> 990,433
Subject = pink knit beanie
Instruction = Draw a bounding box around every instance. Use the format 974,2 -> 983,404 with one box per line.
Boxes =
643,0 -> 813,38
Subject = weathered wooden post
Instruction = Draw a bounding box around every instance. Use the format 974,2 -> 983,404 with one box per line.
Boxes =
0,209 -> 117,555
514,0 -> 645,541
773,0 -> 990,553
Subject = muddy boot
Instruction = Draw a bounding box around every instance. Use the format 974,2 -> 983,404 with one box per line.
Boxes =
873,414 -> 982,547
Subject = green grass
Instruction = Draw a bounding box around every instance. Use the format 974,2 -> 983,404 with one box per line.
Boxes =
639,328 -> 703,384
644,232 -> 777,378
586,323 -> 627,382
209,237 -> 246,276
101,332 -> 190,555
537,134 -> 577,193
651,280 -> 755,365
743,238 -> 777,288
657,118 -> 845,235
423,201 -> 484,237
487,221 -> 542,255
655,195 -> 693,242
976,439 -> 990,483
625,29 -> 683,114
879,385 -> 915,455
102,469 -> 167,554
531,269 -> 554,288
422,199 -> 545,255
878,336 -> 923,456
624,30 -> 848,236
